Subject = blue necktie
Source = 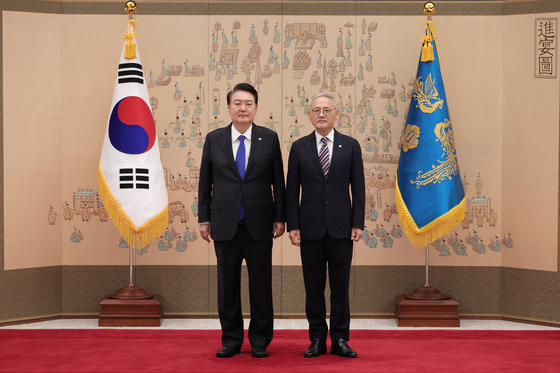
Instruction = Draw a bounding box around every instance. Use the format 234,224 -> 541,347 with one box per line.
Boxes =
236,135 -> 246,221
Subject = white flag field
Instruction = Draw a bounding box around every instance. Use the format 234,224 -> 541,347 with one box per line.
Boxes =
98,37 -> 168,249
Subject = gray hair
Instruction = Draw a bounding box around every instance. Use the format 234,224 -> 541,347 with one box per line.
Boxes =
309,92 -> 337,108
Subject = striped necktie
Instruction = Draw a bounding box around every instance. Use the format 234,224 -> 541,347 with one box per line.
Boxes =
319,137 -> 330,177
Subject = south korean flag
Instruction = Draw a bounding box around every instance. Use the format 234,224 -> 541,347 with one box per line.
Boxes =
98,38 -> 168,249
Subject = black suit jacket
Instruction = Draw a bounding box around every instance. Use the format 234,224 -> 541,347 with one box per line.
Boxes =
198,123 -> 285,241
286,130 -> 365,240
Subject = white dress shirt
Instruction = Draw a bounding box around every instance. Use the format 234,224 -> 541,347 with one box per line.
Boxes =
232,124 -> 252,169
315,129 -> 334,160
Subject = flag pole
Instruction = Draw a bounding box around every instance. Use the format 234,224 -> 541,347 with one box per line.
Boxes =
425,244 -> 429,286
129,245 -> 134,286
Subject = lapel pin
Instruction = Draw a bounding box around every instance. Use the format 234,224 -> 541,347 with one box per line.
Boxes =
258,137 -> 263,141
338,144 -> 342,148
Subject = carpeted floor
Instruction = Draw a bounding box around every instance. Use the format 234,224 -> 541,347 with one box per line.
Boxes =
1,329 -> 559,372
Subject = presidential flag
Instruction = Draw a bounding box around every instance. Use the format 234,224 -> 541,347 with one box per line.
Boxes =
395,18 -> 465,247
98,19 -> 168,249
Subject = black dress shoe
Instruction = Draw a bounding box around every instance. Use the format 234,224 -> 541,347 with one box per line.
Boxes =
331,339 -> 357,358
251,346 -> 269,358
304,338 -> 327,358
216,346 -> 240,358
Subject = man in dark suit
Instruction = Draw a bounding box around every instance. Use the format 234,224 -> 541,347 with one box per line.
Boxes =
286,92 -> 365,358
198,83 -> 285,358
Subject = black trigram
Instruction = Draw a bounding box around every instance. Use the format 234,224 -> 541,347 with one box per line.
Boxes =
119,168 -> 149,189
118,63 -> 144,84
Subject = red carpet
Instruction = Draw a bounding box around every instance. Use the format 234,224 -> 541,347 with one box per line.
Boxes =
1,329 -> 559,372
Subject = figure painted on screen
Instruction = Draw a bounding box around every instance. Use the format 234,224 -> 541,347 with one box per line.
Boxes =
437,239 -> 450,256
365,32 -> 372,51
191,198 -> 198,217
178,98 -> 190,118
358,38 -> 365,56
184,228 -> 196,242
273,23 -> 280,43
346,95 -> 353,113
159,130 -> 171,149
194,95 -> 203,114
455,241 -> 467,255
268,46 -> 276,64
148,71 -> 156,88
209,53 -> 217,71
370,115 -> 378,134
48,205 -> 58,226
345,31 -> 352,49
249,24 -> 257,43
183,59 -> 191,77
366,54 -> 373,71
287,97 -> 297,116
283,51 -> 290,69
176,132 -> 187,148
284,28 -> 291,47
175,236 -> 186,252
391,224 -> 403,238
490,236 -> 501,252
70,227 -> 84,243
320,32 -> 328,48
169,115 -> 184,134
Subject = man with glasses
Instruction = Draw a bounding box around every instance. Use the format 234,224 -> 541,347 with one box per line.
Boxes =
286,92 -> 365,358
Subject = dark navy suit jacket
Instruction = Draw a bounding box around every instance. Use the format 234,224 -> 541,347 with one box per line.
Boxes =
198,123 -> 285,241
286,130 -> 365,239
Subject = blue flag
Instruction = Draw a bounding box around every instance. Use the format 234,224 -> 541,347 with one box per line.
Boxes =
395,20 -> 465,247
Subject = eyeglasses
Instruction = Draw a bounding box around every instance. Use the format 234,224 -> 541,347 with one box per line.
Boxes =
310,107 -> 333,116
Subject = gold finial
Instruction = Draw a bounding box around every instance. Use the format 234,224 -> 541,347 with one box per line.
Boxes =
125,1 -> 137,16
423,1 -> 435,18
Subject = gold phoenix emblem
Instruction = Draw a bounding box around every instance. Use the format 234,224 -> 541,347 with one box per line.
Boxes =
412,73 -> 444,113
411,118 -> 459,188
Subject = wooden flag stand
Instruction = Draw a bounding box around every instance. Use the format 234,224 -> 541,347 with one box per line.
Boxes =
395,245 -> 459,327
99,246 -> 163,327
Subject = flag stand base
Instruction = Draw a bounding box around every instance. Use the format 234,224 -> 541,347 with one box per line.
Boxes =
98,285 -> 163,327
394,285 -> 460,327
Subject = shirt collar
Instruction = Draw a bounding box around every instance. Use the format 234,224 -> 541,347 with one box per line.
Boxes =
232,124 -> 252,143
315,129 -> 334,144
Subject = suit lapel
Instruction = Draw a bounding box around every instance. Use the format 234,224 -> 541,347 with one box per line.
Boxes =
303,132 -> 326,181
245,124 -> 261,178
218,123 -> 241,180
329,130 -> 343,180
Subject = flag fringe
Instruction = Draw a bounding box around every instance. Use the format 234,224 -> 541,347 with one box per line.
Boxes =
395,176 -> 465,248
98,163 -> 168,249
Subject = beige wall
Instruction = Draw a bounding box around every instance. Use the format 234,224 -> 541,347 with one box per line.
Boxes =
3,12 -> 63,268
3,11 -> 557,270
502,13 -> 559,271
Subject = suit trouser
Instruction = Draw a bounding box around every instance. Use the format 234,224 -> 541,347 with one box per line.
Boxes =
214,223 -> 273,349
300,233 -> 353,342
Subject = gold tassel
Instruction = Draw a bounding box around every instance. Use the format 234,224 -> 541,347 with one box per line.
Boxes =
125,40 -> 137,59
420,21 -> 436,62
122,19 -> 137,60
421,42 -> 433,62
